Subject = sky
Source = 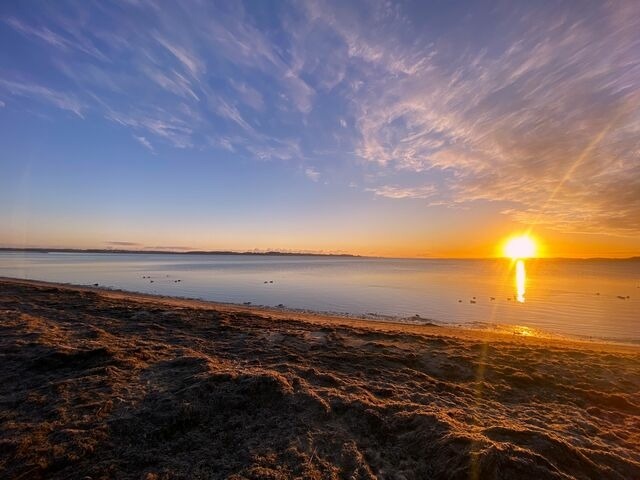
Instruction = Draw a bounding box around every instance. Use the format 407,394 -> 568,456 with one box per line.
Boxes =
1,0 -> 639,258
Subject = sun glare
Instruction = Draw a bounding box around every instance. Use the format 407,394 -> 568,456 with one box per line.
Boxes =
504,235 -> 536,259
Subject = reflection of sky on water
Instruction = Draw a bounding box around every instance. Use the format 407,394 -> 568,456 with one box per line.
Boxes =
0,252 -> 638,342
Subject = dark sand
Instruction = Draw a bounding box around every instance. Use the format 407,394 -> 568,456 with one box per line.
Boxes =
0,278 -> 638,479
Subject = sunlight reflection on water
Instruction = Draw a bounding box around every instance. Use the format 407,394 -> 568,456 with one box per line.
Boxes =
1,252 -> 638,342
516,260 -> 526,303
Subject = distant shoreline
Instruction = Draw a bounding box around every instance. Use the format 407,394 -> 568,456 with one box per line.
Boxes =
1,247 -> 638,261
0,247 -> 361,257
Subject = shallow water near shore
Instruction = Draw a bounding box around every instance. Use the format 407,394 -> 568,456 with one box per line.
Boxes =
1,251 -> 638,342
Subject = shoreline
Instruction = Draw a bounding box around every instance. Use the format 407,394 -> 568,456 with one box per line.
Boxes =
2,247 -> 639,261
0,277 -> 639,478
1,276 -> 638,353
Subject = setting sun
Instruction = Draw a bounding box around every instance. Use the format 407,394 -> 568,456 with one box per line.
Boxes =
504,235 -> 537,259
1,2 -> 640,479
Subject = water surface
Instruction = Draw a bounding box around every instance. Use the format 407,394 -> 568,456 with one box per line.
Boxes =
1,252 -> 638,342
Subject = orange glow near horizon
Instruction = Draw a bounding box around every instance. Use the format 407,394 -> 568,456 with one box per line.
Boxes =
504,235 -> 537,259
4,224 -> 640,259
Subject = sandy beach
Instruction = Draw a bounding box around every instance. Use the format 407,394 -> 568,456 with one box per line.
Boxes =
0,278 -> 638,479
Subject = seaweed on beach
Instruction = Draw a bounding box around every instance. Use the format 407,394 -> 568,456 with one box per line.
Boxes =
0,280 -> 639,479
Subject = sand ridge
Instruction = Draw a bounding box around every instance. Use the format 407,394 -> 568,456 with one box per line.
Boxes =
0,279 -> 638,479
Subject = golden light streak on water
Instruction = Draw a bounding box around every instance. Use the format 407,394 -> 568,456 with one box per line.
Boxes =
516,259 -> 526,303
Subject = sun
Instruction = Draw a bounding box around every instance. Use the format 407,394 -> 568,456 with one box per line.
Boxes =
504,235 -> 537,259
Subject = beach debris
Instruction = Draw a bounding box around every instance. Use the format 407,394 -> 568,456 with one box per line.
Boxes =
473,296 -> 476,299
616,296 -> 626,300
458,300 -> 462,303
277,303 -> 284,308
150,280 -> 154,283
264,281 -> 268,284
93,283 -> 99,287
470,300 -> 476,304
269,280 -> 274,283
507,297 -> 511,301
490,297 -> 495,301
243,302 -> 252,305
596,292 -> 600,295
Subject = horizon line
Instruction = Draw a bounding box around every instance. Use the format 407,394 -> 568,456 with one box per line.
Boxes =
1,246 -> 639,261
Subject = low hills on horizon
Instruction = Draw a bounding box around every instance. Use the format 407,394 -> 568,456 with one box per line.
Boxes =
0,247 -> 639,261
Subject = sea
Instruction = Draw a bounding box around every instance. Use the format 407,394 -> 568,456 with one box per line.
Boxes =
1,251 -> 638,343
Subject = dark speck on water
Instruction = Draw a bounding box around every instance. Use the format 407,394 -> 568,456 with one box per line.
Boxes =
1,252 -> 638,342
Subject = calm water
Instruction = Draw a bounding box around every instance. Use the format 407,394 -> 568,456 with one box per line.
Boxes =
1,252 -> 638,342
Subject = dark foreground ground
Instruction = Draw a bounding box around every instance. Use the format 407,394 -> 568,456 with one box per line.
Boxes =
0,279 -> 638,479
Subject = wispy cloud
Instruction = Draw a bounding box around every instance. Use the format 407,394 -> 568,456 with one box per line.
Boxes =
246,138 -> 301,161
143,67 -> 199,100
106,110 -> 193,148
0,78 -> 85,118
367,184 -> 436,200
133,135 -> 154,152
213,98 -> 256,134
153,34 -> 204,78
229,80 -> 264,111
308,1 -> 640,235
5,16 -> 107,61
305,167 -> 320,182
5,17 -> 68,49
2,1 -> 640,237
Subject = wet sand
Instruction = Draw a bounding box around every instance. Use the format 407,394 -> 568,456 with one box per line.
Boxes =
0,278 -> 638,479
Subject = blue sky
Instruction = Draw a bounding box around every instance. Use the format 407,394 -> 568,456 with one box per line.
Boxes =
1,1 -> 639,256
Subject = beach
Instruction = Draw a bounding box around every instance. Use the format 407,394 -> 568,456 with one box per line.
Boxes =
0,278 -> 638,479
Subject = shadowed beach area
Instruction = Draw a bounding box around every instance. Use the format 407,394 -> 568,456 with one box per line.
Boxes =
0,278 -> 638,479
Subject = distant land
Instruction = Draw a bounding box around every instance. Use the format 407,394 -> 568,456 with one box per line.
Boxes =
0,247 -> 360,257
1,248 -> 639,261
